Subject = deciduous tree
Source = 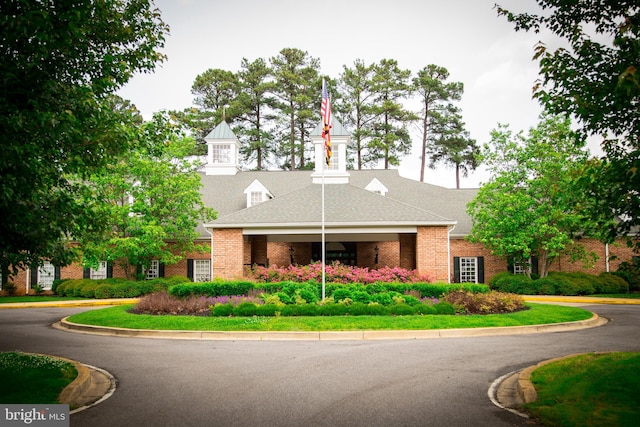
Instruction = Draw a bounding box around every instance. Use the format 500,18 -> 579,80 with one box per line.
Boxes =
80,112 -> 216,279
497,1 -> 640,250
467,113 -> 602,277
0,0 -> 168,275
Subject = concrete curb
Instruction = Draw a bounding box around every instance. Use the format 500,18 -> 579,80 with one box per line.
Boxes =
55,311 -> 607,341
0,298 -> 139,309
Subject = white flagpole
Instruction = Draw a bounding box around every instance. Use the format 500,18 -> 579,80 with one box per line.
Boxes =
321,145 -> 326,301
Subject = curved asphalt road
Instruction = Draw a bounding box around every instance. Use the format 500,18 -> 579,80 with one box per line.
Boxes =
1,304 -> 639,427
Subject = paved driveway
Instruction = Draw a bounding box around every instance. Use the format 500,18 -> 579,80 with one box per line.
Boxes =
1,304 -> 639,427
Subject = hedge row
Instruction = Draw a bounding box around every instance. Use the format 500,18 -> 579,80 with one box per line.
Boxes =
489,272 -> 630,296
210,301 -> 457,317
168,280 -> 490,299
54,276 -> 191,299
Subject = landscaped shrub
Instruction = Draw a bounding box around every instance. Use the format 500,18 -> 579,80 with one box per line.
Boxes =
388,304 -> 415,316
614,261 -> 639,291
595,272 -> 629,294
490,273 -> 537,294
442,290 -> 525,314
132,292 -> 212,316
251,262 -> 433,284
168,279 -> 255,298
547,272 -> 595,295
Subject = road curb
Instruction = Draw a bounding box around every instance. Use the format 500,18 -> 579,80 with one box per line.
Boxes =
55,311 -> 607,341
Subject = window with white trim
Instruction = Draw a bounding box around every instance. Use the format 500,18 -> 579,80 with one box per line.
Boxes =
459,257 -> 478,283
513,263 -> 527,275
37,262 -> 56,290
146,260 -> 160,280
211,144 -> 231,164
194,259 -> 211,282
250,191 -> 263,206
90,261 -> 108,280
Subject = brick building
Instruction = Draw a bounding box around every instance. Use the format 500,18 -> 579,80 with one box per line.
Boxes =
2,120 -> 636,295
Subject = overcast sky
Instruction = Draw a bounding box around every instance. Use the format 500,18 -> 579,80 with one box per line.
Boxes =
118,0 -> 589,188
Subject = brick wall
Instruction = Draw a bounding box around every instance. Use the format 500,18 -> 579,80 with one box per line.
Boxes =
416,226 -> 450,282
212,229 -> 244,279
399,233 -> 416,270
356,241 -> 399,269
451,237 -> 638,283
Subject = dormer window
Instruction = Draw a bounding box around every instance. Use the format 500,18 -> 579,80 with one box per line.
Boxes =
211,144 -> 231,164
244,179 -> 273,208
365,178 -> 388,196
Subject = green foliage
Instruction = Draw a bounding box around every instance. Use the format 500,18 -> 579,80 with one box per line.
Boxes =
79,111 -> 216,278
443,290 -> 525,314
498,2 -> 640,252
168,280 -> 254,298
615,261 -> 640,291
490,271 -> 630,296
55,278 -> 167,299
0,0 -> 168,272
468,113 -> 599,278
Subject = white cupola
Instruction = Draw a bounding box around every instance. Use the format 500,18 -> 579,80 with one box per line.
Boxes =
204,121 -> 241,176
310,117 -> 351,184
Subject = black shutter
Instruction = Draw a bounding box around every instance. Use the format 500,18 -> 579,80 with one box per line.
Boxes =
507,258 -> 514,274
83,268 -> 90,279
54,267 -> 61,281
531,256 -> 539,276
136,264 -> 142,279
107,262 -> 113,279
187,259 -> 194,281
477,257 -> 485,284
30,268 -> 38,287
159,262 -> 165,278
453,257 -> 460,283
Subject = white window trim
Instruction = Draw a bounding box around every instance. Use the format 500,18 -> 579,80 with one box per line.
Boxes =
146,260 -> 160,280
459,256 -> 478,283
194,259 -> 211,282
90,261 -> 108,280
211,144 -> 231,164
37,262 -> 56,290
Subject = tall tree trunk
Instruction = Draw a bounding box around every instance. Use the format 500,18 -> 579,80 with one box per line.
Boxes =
420,103 -> 429,182
539,250 -> 550,278
455,163 -> 460,189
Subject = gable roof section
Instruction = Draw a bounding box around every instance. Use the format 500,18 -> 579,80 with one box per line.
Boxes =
197,169 -> 478,237
206,183 -> 454,229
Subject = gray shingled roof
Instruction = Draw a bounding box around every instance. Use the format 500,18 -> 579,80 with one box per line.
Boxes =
198,169 -> 477,236
207,182 -> 453,228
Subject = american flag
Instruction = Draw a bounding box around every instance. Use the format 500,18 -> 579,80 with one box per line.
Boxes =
321,78 -> 332,166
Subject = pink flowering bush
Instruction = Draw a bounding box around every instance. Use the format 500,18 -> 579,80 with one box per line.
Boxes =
251,262 -> 432,284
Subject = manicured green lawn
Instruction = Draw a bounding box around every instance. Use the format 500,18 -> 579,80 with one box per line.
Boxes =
0,352 -> 77,404
66,303 -> 593,331
525,352 -> 640,427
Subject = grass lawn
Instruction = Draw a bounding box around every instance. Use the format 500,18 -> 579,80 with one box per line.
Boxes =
524,352 -> 640,427
0,352 -> 77,404
66,303 -> 593,332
